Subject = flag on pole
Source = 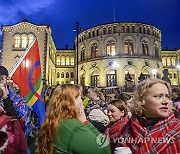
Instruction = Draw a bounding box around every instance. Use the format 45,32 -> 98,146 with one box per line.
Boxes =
9,38 -> 45,125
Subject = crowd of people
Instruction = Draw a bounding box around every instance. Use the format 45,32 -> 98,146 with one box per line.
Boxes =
0,65 -> 180,154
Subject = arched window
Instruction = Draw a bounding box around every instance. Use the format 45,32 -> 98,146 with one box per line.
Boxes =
61,57 -> 65,65
66,72 -> 69,78
80,48 -> 85,61
113,26 -> 117,33
124,40 -> 134,55
103,28 -> 107,34
14,36 -> 21,48
88,32 -> 91,38
106,70 -> 117,87
91,71 -> 99,86
143,27 -> 146,34
132,26 -> 135,33
147,28 -> 150,35
108,27 -> 112,34
21,35 -> 28,48
70,57 -> 74,66
121,26 -> 125,33
92,31 -> 95,37
139,26 -> 142,33
167,58 -> 171,66
66,57 -> 70,65
172,58 -> 176,66
154,43 -> 159,58
56,56 -> 60,65
126,26 -> 130,33
91,43 -> 98,58
142,40 -> 149,56
57,72 -> 60,78
96,29 -> 99,36
70,72 -> 74,78
162,58 -> 166,66
106,41 -> 115,56
28,34 -> 34,45
61,72 -> 64,78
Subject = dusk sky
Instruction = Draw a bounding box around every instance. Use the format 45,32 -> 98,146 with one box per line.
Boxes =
0,0 -> 179,50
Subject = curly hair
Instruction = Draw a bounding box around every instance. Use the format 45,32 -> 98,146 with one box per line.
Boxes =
37,84 -> 81,154
133,78 -> 172,116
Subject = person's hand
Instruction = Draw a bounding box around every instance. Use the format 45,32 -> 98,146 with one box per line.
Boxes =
0,83 -> 8,99
91,104 -> 100,110
78,108 -> 87,123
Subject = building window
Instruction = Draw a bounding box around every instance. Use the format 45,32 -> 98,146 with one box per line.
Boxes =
121,26 -> 125,33
92,31 -> 95,37
113,26 -> 117,33
162,58 -> 166,66
172,58 -> 176,66
91,43 -> 98,58
103,28 -> 107,34
174,73 -> 177,78
106,41 -> 115,56
66,72 -> 69,78
14,36 -> 21,48
91,75 -> 99,87
124,40 -> 134,55
139,26 -> 142,33
21,35 -> 28,48
61,72 -> 64,78
57,72 -> 60,78
132,26 -> 135,33
66,57 -> 70,65
88,32 -> 91,38
81,48 -> 85,61
61,57 -> 65,65
142,40 -> 149,56
169,73 -> 172,78
167,58 -> 171,66
28,34 -> 34,45
154,43 -> 159,58
70,57 -> 74,66
70,72 -> 74,78
108,27 -> 112,34
126,26 -> 130,33
56,57 -> 60,65
106,70 -> 117,87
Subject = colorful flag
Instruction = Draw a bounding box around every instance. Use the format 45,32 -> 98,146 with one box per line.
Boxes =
9,39 -> 45,125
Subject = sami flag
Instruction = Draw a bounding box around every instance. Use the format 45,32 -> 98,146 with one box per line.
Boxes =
9,39 -> 45,125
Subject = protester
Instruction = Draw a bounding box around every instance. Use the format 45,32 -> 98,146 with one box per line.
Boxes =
37,84 -> 111,154
172,87 -> 180,118
0,95 -> 27,154
0,66 -> 18,117
85,86 -> 109,132
81,86 -> 89,108
117,79 -> 180,154
104,99 -> 128,153
117,92 -> 133,118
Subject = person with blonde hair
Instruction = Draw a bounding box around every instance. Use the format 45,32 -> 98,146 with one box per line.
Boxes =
37,84 -> 111,154
117,79 -> 180,154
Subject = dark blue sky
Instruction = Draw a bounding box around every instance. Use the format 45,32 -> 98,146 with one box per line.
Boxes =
0,0 -> 179,50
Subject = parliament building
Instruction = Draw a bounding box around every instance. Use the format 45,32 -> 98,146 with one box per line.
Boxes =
1,19 -> 180,91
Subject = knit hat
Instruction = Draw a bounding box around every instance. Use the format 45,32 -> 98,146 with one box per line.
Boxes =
0,66 -> 9,76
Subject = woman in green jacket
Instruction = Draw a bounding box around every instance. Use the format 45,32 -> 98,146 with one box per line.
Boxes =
37,84 -> 111,154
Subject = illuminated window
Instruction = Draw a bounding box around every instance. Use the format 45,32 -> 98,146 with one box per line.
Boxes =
21,35 -> 28,48
124,40 -> 134,54
171,58 -> 176,66
106,41 -> 115,56
70,57 -> 74,66
57,72 -> 60,78
108,27 -> 112,34
91,71 -> 99,87
167,58 -> 171,66
91,43 -> 98,58
121,26 -> 125,33
162,58 -> 166,66
56,56 -> 60,65
61,57 -> 65,65
14,36 -> 21,48
103,28 -> 107,34
113,26 -> 117,33
28,34 -> 34,45
66,57 -> 70,65
142,40 -> 149,56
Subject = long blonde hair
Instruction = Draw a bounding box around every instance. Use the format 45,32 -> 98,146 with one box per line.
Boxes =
37,84 -> 81,154
133,79 -> 172,116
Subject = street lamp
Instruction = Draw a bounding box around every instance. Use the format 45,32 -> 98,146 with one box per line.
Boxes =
112,61 -> 119,86
73,22 -> 81,84
151,69 -> 157,79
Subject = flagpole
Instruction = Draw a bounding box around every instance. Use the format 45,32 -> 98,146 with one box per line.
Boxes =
9,38 -> 37,78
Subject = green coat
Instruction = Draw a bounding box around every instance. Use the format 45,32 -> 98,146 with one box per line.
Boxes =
53,119 -> 111,154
